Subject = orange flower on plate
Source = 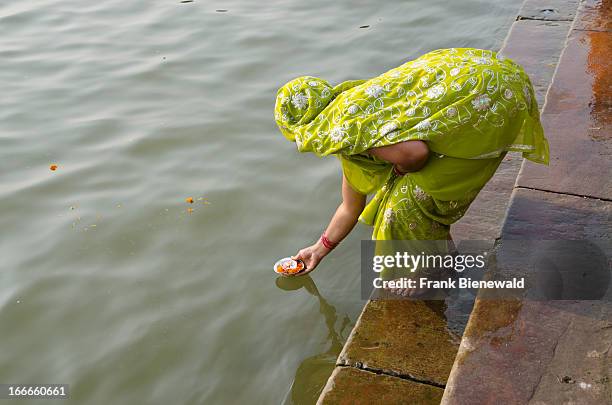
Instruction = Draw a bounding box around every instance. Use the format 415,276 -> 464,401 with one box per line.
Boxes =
274,258 -> 306,275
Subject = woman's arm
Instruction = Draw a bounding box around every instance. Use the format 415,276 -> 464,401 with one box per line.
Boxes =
368,140 -> 429,173
292,175 -> 366,274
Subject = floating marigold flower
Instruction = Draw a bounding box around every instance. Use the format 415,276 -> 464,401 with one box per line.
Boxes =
274,258 -> 306,275
186,197 -> 194,204
50,164 -> 58,171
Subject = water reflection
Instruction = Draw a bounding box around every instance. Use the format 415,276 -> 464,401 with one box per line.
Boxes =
276,276 -> 352,405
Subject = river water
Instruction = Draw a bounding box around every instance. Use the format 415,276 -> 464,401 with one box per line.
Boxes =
0,1 -> 521,403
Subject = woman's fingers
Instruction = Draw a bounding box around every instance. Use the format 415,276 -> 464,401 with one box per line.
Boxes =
304,257 -> 317,271
288,258 -> 317,277
292,250 -> 305,261
288,245 -> 325,276
301,265 -> 315,275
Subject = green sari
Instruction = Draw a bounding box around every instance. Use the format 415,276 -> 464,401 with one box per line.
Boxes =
275,48 -> 549,240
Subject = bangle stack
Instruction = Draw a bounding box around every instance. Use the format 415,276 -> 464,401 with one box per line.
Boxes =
320,233 -> 339,250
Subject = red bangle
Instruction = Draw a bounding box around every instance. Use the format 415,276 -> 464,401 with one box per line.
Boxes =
320,233 -> 339,250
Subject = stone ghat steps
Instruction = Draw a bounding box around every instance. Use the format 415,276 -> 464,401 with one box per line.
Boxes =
317,0 -> 596,403
441,0 -> 612,403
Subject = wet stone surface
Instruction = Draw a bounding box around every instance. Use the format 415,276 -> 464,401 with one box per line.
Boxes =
573,0 -> 612,32
481,189 -> 612,302
503,188 -> 612,239
500,19 -> 572,105
445,191 -> 612,404
318,367 -> 443,405
336,300 -> 460,386
517,30 -> 612,200
517,0 -> 580,21
444,2 -> 611,400
453,17 -> 572,241
443,300 -> 612,404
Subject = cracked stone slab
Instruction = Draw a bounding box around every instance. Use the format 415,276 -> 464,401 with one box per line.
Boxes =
492,189 -> 612,302
501,188 -> 612,239
517,30 -> 612,200
317,366 -> 443,405
336,299 -> 460,387
528,302 -> 612,404
442,300 -> 612,405
573,0 -> 612,32
517,0 -> 580,21
443,187 -> 612,404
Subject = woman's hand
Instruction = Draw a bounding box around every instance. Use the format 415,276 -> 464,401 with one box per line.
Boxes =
292,241 -> 330,276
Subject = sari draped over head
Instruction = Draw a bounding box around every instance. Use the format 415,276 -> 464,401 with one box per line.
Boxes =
274,48 -> 549,241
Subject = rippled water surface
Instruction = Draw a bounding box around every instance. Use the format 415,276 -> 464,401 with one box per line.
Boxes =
1,1 -> 521,403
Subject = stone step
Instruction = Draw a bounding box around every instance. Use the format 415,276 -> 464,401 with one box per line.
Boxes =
316,1 -> 581,402
317,366 -> 443,405
441,0 -> 612,402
